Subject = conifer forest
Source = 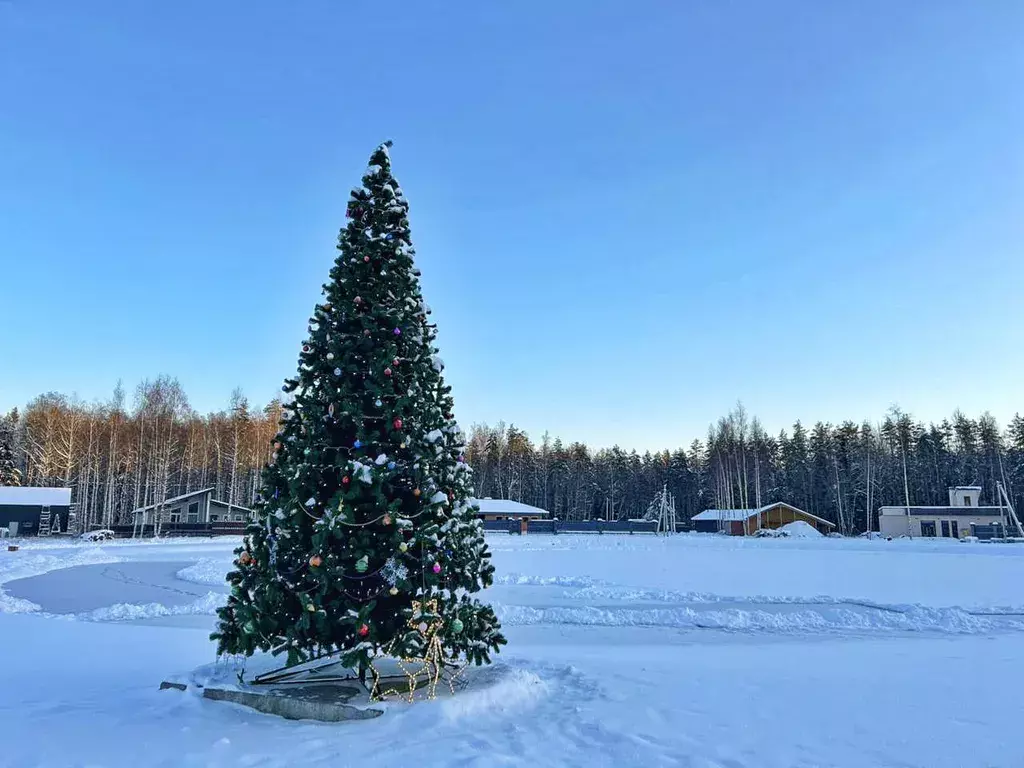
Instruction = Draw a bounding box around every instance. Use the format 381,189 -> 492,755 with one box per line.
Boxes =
2,387 -> 1022,535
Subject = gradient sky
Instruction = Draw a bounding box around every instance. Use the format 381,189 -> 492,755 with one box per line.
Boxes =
2,1 -> 1023,451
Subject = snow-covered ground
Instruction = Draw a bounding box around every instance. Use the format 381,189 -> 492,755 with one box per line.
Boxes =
2,533 -> 1023,767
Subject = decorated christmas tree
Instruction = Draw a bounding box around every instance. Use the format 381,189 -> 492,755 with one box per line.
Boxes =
212,142 -> 505,684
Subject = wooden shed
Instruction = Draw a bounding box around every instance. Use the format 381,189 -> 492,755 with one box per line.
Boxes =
692,502 -> 836,536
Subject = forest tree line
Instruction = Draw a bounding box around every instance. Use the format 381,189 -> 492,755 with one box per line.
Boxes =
2,381 -> 1023,534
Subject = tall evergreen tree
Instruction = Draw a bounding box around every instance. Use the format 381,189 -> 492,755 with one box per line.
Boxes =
212,142 -> 505,679
0,410 -> 20,486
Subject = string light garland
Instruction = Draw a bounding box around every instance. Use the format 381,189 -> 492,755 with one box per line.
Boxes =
369,599 -> 464,702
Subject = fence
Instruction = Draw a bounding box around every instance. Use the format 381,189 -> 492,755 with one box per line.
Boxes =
481,518 -> 660,535
106,521 -> 249,538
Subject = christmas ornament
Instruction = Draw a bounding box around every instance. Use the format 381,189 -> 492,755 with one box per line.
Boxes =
399,542 -> 408,553
354,439 -> 362,448
273,441 -> 281,451
327,352 -> 334,360
418,622 -> 428,633
382,513 -> 392,525
358,623 -> 369,637
393,418 -> 403,429
328,403 -> 335,417
307,603 -> 316,612
239,551 -> 252,566
354,296 -> 362,304
363,329 -> 371,336
393,357 -> 400,366
413,488 -> 421,497
432,562 -> 441,574
355,556 -> 369,573
309,555 -> 322,567
389,587 -> 399,596
393,328 -> 401,336
363,255 -> 370,262
381,556 -> 408,586
375,399 -> 383,407
334,368 -> 342,376
302,345 -> 310,353
450,618 -> 464,634
384,367 -> 392,376
400,442 -> 406,449
342,476 -> 350,485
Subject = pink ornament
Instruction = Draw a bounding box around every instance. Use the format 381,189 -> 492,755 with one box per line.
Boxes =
393,418 -> 403,429
363,256 -> 370,263
393,357 -> 400,366
354,296 -> 362,304
384,367 -> 392,376
432,562 -> 441,574
358,623 -> 369,637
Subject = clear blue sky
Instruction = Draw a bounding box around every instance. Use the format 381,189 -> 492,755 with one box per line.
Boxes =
2,1 -> 1022,450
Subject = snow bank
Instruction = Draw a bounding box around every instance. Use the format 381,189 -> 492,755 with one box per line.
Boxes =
778,520 -> 822,538
177,558 -> 232,587
83,591 -> 225,622
441,665 -> 548,723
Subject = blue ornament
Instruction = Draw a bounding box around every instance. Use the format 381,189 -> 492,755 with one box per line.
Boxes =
375,399 -> 383,407
387,461 -> 396,470
354,439 -> 362,449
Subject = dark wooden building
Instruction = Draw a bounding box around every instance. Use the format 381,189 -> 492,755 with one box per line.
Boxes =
0,487 -> 73,537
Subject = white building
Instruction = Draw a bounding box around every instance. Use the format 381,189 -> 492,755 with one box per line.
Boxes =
878,486 -> 1008,538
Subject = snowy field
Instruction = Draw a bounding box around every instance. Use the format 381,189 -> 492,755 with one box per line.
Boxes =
2,533 -> 1023,767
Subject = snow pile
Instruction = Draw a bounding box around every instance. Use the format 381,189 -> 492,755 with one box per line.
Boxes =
83,591 -> 225,622
778,520 -> 823,538
441,665 -> 548,723
176,558 -> 232,587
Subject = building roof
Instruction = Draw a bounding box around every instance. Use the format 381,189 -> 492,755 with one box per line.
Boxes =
471,498 -> 549,517
693,502 -> 836,528
210,499 -> 253,514
0,487 -> 72,506
879,505 -> 1005,517
131,487 -> 215,514
693,509 -> 751,522
949,486 -> 982,491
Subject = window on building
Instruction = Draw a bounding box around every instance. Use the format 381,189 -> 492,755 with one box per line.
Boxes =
187,502 -> 200,523
964,496 -> 972,507
920,520 -> 937,537
169,511 -> 181,523
940,520 -> 950,537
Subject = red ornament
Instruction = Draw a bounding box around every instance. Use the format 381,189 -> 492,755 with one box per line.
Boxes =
384,368 -> 392,377
342,476 -> 350,485
302,345 -> 310,353
358,623 -> 369,637
393,418 -> 402,429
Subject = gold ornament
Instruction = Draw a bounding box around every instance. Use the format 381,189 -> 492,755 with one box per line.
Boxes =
399,542 -> 408,553
413,488 -> 421,497
389,587 -> 399,596
309,555 -> 322,567
307,603 -> 316,612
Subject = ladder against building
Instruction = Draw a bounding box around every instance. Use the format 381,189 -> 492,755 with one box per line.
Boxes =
37,505 -> 52,536
996,481 -> 1024,538
644,484 -> 677,534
